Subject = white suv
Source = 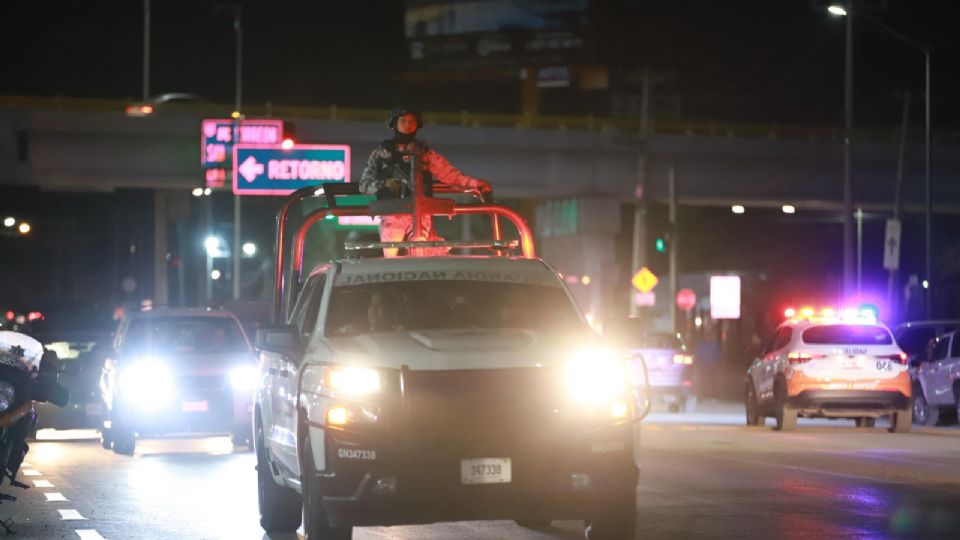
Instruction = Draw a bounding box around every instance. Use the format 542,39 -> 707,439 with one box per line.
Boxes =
745,310 -> 911,432
255,256 -> 640,540
911,329 -> 960,426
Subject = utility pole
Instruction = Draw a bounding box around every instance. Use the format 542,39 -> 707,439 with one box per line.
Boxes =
223,4 -> 244,302
142,0 -> 150,102
842,7 -> 855,299
629,69 -> 651,318
887,91 -> 909,316
668,165 -> 678,332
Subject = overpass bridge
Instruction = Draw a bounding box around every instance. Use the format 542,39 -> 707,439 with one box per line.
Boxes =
1,97 -> 957,320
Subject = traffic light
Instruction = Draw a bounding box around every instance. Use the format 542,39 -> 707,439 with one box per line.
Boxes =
655,236 -> 666,253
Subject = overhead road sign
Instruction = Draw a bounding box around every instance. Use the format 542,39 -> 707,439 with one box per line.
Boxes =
883,219 -> 901,270
202,118 -> 284,189
233,144 -> 351,196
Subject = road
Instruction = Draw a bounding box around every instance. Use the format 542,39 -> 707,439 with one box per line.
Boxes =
3,404 -> 959,539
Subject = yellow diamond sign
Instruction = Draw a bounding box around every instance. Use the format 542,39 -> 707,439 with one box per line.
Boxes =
631,267 -> 659,293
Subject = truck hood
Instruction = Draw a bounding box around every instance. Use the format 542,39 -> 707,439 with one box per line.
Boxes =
325,328 -> 586,371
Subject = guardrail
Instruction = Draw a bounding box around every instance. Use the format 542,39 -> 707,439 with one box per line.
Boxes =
2,94 -> 956,145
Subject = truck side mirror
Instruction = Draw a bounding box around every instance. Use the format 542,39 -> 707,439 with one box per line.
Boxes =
256,324 -> 301,352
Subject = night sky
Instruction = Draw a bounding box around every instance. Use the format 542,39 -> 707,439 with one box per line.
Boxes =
3,1 -> 960,126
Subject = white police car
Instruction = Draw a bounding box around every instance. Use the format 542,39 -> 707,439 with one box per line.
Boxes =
745,307 -> 911,432
255,256 -> 641,540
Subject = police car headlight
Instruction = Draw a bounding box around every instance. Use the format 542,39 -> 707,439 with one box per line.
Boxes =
301,364 -> 382,427
121,358 -> 175,410
229,365 -> 258,391
565,348 -> 629,403
302,364 -> 380,396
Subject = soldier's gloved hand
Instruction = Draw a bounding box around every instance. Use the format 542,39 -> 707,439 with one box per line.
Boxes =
384,178 -> 400,193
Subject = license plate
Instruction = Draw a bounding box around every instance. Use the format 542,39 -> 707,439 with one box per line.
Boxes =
181,400 -> 208,413
460,458 -> 511,485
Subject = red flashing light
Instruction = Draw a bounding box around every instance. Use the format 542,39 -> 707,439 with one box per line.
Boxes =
281,138 -> 295,150
884,352 -> 908,365
4,311 -> 12,321
784,308 -> 796,318
27,311 -> 43,322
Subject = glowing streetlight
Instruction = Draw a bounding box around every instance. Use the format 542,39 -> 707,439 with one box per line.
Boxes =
782,205 -> 796,214
731,205 -> 745,214
3,217 -> 15,227
211,269 -> 222,280
242,242 -> 257,257
281,138 -> 295,150
17,222 -> 31,234
827,5 -> 847,16
191,188 -> 203,197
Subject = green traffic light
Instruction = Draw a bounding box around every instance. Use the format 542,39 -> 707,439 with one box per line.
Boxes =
655,237 -> 666,252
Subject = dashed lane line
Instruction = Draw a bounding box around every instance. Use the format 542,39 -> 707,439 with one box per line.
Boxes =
33,479 -> 53,488
76,530 -> 106,540
22,469 -> 41,476
59,509 -> 86,520
45,492 -> 69,502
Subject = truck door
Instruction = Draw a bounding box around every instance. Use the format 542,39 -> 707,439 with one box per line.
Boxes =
923,335 -> 952,405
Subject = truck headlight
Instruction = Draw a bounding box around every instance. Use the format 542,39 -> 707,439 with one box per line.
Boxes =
565,348 -> 631,419
230,365 -> 258,391
301,363 -> 382,427
121,358 -> 175,410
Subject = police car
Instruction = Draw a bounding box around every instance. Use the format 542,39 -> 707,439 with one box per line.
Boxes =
744,307 -> 911,432
254,184 -> 643,540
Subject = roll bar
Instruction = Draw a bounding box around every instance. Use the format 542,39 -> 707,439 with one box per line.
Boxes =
272,183 -> 536,322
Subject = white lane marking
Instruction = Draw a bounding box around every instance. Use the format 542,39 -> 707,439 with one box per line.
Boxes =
22,469 -> 41,476
45,492 -> 69,502
59,509 -> 86,520
76,530 -> 106,540
33,479 -> 54,488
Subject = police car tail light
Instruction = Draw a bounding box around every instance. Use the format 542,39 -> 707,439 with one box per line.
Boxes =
880,352 -> 908,364
787,352 -> 825,364
672,354 -> 693,365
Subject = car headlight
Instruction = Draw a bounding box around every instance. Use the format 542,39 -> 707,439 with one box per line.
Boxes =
120,358 -> 175,410
229,365 -> 258,391
302,364 -> 381,397
565,348 -> 631,419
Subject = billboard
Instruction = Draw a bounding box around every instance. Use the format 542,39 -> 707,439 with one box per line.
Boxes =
233,144 -> 350,196
405,0 -> 588,67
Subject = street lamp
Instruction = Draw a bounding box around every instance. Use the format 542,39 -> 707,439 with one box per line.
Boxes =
3,217 -> 14,228
828,3 -> 933,316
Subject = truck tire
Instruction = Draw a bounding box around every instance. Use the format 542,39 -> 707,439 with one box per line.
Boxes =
302,440 -> 352,540
111,425 -> 136,456
774,382 -> 797,432
745,384 -> 763,426
889,406 -> 912,433
256,416 -> 301,533
912,389 -> 939,426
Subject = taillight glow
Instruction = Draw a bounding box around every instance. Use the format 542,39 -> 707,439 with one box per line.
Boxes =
787,352 -> 824,363
672,354 -> 693,365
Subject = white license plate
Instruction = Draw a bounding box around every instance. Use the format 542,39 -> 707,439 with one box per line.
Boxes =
181,400 -> 209,413
460,458 -> 511,485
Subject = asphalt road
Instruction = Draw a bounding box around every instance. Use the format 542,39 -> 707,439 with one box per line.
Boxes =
3,403 -> 959,539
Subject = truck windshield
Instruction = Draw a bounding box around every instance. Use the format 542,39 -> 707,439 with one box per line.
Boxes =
326,280 -> 584,336
802,324 -> 893,345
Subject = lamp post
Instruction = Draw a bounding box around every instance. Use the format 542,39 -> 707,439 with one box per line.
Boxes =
828,4 -> 932,317
216,4 -> 244,302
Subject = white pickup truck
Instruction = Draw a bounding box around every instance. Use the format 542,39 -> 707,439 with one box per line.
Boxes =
254,256 -> 641,540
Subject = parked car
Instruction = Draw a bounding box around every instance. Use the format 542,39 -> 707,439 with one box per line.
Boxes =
99,308 -> 257,455
893,319 -> 960,373
911,329 -> 960,426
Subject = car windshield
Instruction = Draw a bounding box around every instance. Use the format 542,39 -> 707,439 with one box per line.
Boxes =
124,317 -> 247,354
802,324 -> 893,345
326,280 -> 584,336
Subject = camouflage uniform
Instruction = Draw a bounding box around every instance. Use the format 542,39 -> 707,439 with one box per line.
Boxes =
359,139 -> 488,257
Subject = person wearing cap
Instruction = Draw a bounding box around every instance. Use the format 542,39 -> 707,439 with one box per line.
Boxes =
359,105 -> 491,257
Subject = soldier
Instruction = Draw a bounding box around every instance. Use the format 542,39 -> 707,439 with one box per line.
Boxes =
359,105 -> 491,256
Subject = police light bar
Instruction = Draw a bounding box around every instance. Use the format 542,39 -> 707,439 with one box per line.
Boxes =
344,239 -> 519,252
783,305 -> 878,324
